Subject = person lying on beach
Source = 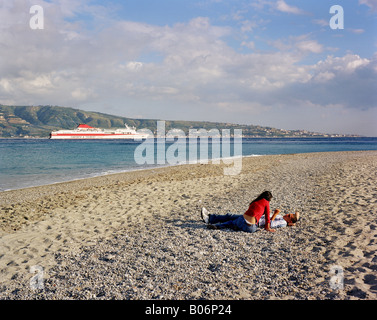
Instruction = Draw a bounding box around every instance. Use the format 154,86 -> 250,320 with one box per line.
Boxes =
201,191 -> 275,233
258,209 -> 300,229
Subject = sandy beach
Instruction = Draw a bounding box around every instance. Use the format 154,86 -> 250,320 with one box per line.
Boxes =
0,150 -> 376,300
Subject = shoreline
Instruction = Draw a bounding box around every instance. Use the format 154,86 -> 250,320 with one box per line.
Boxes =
0,147 -> 369,195
0,152 -> 263,202
1,150 -> 377,299
0,153 -> 259,194
2,136 -> 377,193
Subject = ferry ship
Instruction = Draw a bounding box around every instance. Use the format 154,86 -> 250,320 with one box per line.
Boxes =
50,124 -> 150,140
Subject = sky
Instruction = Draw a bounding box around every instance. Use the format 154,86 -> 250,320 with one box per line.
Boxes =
0,0 -> 376,136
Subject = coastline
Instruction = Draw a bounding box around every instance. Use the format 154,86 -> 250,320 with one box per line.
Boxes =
2,136 -> 376,193
1,150 -> 377,299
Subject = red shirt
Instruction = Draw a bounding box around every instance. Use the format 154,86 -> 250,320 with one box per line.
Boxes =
244,198 -> 271,227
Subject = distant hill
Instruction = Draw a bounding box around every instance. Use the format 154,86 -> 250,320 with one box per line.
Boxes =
0,105 -> 354,138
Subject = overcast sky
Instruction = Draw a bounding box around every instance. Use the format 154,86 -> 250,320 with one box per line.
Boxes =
1,0 -> 376,136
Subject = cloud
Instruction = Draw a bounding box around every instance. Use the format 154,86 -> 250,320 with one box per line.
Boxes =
285,54 -> 377,110
348,28 -> 365,34
0,0 -> 376,136
275,0 -> 306,15
270,35 -> 324,55
359,0 -> 377,12
312,19 -> 328,27
241,41 -> 255,50
71,87 -> 95,100
250,0 -> 307,15
296,40 -> 323,54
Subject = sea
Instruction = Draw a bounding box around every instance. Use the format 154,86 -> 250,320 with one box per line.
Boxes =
1,137 -> 376,191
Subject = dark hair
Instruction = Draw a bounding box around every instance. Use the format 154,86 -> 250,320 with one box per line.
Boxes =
250,191 -> 273,204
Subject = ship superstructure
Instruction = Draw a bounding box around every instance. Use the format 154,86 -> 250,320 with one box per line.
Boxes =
50,124 -> 149,140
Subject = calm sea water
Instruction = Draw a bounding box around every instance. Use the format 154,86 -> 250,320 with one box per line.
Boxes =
1,137 -> 376,191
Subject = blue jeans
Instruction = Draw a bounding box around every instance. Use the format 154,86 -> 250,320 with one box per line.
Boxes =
209,213 -> 258,233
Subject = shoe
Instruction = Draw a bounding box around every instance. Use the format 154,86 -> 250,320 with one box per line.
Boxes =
201,207 -> 210,224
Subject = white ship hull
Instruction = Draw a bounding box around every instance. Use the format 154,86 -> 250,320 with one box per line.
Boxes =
50,133 -> 147,139
50,124 -> 149,140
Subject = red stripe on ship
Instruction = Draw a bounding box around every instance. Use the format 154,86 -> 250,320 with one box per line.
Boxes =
51,133 -> 135,136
